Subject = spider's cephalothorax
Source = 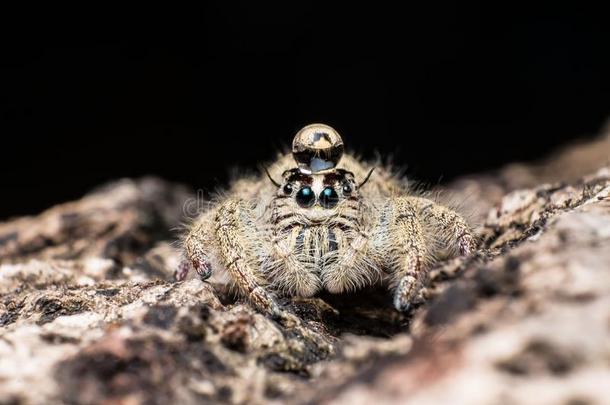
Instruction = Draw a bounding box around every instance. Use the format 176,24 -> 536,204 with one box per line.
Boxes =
180,123 -> 476,317
265,166 -> 377,298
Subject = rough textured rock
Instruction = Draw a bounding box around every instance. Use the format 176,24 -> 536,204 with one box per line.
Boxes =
1,128 -> 609,404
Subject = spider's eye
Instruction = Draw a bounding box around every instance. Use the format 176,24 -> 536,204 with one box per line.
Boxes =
342,183 -> 352,195
320,187 -> 339,209
283,183 -> 293,195
296,186 -> 315,208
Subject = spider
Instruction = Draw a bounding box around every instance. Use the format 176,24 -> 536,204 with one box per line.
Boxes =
178,124 -> 476,318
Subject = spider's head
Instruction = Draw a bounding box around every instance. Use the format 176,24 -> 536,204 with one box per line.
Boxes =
275,168 -> 358,215
265,123 -> 374,221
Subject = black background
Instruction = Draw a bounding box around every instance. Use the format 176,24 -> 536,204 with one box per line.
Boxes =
1,3 -> 609,220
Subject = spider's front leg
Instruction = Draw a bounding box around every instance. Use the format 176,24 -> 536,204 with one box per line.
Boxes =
214,199 -> 283,318
180,209 -> 215,281
406,197 -> 476,255
380,197 -> 428,312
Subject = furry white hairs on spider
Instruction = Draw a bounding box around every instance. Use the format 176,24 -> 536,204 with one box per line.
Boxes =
178,123 -> 478,319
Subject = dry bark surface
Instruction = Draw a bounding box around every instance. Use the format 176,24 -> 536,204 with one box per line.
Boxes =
1,129 -> 609,405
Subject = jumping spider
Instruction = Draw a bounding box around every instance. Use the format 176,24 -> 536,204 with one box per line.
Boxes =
178,124 -> 476,318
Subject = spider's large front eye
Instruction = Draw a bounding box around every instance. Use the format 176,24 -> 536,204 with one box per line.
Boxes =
296,186 -> 315,208
320,187 -> 339,209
